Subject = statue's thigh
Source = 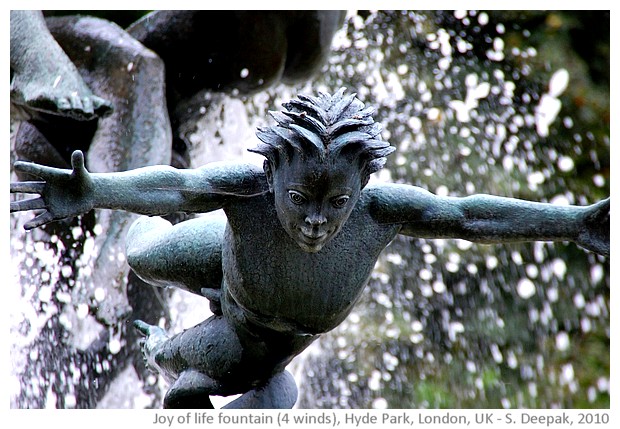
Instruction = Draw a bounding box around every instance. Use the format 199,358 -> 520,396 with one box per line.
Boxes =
126,215 -> 226,293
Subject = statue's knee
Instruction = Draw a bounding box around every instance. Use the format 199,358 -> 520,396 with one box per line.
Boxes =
47,15 -> 165,84
126,46 -> 165,81
127,216 -> 170,239
125,216 -> 171,265
268,370 -> 298,408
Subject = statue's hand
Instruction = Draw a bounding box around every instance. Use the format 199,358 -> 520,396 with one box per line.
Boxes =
133,320 -> 169,371
10,150 -> 95,230
576,198 -> 609,257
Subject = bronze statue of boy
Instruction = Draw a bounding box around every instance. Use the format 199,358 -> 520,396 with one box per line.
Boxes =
10,89 -> 609,409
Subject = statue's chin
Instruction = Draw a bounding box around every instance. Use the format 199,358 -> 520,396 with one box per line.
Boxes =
295,233 -> 330,253
297,241 -> 325,253
280,221 -> 333,253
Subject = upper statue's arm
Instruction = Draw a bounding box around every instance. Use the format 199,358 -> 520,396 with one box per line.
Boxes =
369,183 -> 609,256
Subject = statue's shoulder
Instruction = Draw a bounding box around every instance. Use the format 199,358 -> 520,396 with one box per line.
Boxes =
357,181 -> 393,213
361,181 -> 431,202
359,181 -> 395,201
196,161 -> 269,197
359,181 -> 431,221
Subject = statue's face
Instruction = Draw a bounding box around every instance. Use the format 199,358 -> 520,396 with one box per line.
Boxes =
269,154 -> 363,253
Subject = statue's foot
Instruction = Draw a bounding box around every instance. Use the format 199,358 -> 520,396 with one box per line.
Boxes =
11,72 -> 112,121
163,369 -> 218,409
222,370 -> 298,409
133,319 -> 169,370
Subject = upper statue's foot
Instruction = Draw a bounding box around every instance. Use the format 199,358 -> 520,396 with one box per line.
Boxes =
11,72 -> 112,121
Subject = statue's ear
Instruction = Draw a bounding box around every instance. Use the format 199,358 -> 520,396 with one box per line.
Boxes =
264,160 -> 274,193
360,174 -> 370,189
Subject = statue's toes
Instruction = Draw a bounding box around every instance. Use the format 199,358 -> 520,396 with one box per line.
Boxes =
55,97 -> 72,112
39,94 -> 111,121
23,95 -> 89,120
11,76 -> 111,120
92,96 -> 113,116
69,92 -> 85,112
57,95 -> 97,121
61,94 -> 112,120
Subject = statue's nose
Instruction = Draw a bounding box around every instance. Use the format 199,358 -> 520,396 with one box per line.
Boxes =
305,212 -> 327,227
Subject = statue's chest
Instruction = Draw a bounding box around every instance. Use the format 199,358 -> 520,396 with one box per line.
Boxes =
221,198 -> 398,334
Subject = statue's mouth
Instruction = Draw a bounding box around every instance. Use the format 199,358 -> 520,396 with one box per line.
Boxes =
300,227 -> 327,240
297,228 -> 330,252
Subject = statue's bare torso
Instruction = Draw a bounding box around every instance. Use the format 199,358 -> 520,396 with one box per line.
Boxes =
223,185 -> 400,337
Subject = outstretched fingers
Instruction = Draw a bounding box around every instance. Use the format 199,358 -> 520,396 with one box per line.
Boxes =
10,196 -> 46,213
10,181 -> 46,195
133,319 -> 167,338
133,319 -> 169,363
25,211 -> 55,230
12,159 -> 69,181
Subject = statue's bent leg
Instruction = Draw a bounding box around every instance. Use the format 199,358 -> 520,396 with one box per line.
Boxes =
135,315 -> 247,409
126,215 -> 226,309
222,370 -> 298,409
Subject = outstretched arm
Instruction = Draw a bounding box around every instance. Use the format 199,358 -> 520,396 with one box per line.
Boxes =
369,183 -> 609,257
11,150 -> 268,230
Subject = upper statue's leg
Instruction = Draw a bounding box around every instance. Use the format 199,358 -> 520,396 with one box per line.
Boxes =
126,215 -> 226,312
44,15 -> 171,171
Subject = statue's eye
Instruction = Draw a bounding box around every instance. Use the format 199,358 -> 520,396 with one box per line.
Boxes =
332,195 -> 350,208
288,190 -> 306,205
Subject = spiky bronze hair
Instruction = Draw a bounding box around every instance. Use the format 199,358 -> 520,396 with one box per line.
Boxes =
249,88 -> 395,186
